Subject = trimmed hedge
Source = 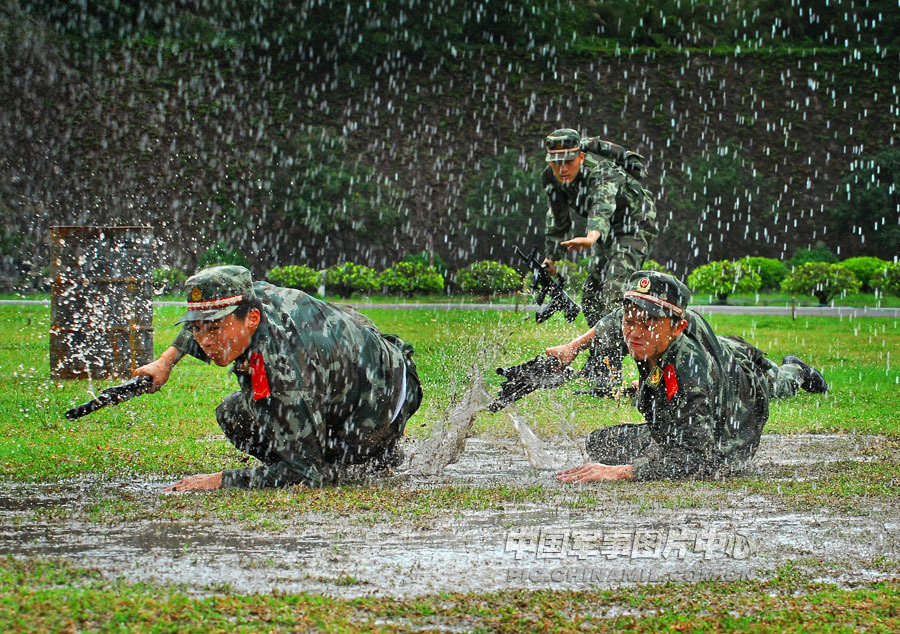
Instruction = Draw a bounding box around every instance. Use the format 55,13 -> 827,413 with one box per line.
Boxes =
781,262 -> 861,305
740,256 -> 788,291
379,261 -> 444,295
402,251 -> 448,282
457,260 -> 522,295
197,240 -> 250,269
266,265 -> 319,293
790,247 -> 837,267
321,262 -> 379,298
687,260 -> 762,302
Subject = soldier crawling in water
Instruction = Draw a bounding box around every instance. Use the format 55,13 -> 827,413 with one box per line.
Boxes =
136,265 -> 422,491
494,270 -> 828,482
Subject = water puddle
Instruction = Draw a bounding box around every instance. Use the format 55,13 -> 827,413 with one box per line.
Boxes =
0,434 -> 896,597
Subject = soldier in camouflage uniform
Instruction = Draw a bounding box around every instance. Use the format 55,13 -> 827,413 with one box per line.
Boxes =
136,265 -> 422,491
547,271 -> 827,483
542,128 -> 658,328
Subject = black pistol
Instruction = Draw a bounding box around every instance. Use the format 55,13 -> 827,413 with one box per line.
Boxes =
65,374 -> 154,421
514,246 -> 581,323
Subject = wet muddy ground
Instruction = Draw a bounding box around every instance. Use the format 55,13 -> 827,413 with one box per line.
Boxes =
1,433 -> 897,598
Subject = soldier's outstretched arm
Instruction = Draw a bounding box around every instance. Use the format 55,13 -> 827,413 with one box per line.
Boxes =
546,327 -> 597,368
163,472 -> 223,492
560,230 -> 601,252
134,346 -> 184,393
557,463 -> 633,482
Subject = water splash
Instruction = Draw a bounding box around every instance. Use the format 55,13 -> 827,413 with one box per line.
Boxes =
507,410 -> 557,470
406,367 -> 492,476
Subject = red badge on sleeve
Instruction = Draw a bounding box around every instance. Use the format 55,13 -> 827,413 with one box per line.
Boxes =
249,352 -> 271,400
663,364 -> 679,400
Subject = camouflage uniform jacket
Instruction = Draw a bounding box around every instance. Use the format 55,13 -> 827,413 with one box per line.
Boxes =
542,153 -> 657,260
172,282 -> 409,488
591,308 -> 768,480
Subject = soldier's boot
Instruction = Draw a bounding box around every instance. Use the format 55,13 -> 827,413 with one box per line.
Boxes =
782,355 -> 829,394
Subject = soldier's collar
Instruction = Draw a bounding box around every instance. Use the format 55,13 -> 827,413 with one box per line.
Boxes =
230,321 -> 270,376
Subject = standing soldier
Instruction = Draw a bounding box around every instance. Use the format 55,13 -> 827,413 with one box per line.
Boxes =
541,128 -> 659,389
136,265 -> 422,491
542,128 -> 658,326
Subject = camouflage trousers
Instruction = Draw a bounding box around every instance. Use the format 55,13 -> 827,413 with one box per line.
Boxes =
216,355 -> 423,467
719,336 -> 804,399
581,230 -> 655,327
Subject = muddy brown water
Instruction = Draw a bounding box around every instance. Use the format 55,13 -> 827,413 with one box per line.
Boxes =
1,434 -> 897,598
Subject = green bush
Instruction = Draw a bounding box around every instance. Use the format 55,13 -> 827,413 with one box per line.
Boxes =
871,262 -> 900,298
151,267 -> 187,295
401,251 -> 448,282
687,260 -> 762,303
379,262 -> 444,296
457,260 -> 522,295
740,256 -> 788,291
780,262 -> 862,305
197,240 -> 249,269
839,257 -> 890,291
321,262 -> 379,298
790,247 -> 837,267
266,265 -> 319,293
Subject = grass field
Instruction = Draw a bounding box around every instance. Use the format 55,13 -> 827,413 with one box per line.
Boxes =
2,558 -> 897,632
1,304 -> 898,480
1,304 -> 897,630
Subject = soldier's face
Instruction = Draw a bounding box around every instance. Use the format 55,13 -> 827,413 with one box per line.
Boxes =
548,152 -> 584,184
622,305 -> 686,365
190,309 -> 260,366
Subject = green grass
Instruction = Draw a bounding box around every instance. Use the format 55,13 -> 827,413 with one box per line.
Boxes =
1,557 -> 897,632
1,305 -> 898,481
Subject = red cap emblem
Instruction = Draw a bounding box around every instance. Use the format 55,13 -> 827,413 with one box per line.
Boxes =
191,287 -> 202,301
637,277 -> 651,292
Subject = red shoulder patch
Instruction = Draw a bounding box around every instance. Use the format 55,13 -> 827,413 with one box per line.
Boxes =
663,364 -> 678,400
249,352 -> 271,400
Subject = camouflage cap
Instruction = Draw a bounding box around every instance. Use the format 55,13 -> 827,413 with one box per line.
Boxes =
622,270 -> 691,319
176,265 -> 257,324
545,128 -> 582,162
